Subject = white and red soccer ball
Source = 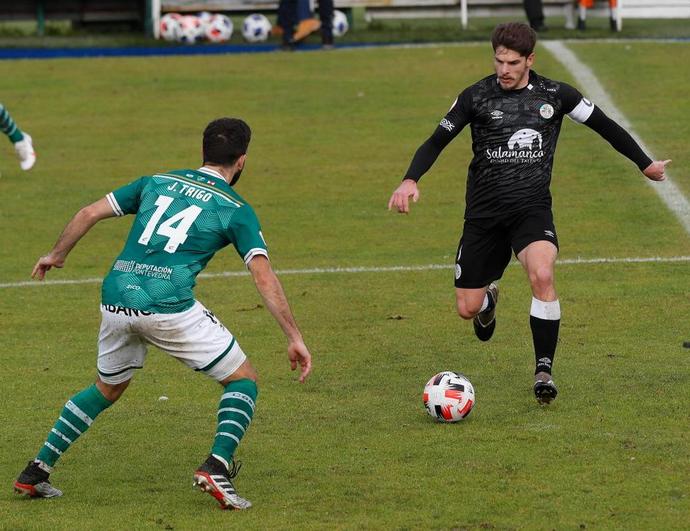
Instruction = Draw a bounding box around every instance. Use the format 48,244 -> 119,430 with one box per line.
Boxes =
159,13 -> 183,41
178,15 -> 205,44
205,14 -> 234,42
423,371 -> 475,422
197,11 -> 214,27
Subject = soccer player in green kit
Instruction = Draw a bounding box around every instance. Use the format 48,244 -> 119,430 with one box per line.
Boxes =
1,102 -> 36,170
14,118 -> 312,510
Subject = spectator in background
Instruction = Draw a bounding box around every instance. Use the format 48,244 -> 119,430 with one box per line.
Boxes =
294,0 -> 322,41
279,0 -> 334,49
1,103 -> 35,171
577,0 -> 618,31
523,0 -> 548,32
273,0 -> 321,41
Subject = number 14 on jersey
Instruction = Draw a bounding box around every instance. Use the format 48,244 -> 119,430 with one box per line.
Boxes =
138,195 -> 202,254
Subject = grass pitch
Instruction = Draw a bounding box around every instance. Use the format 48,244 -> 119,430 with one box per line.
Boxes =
0,42 -> 688,529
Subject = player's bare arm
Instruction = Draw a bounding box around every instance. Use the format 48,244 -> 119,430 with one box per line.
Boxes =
32,197 -> 117,280
247,255 -> 312,382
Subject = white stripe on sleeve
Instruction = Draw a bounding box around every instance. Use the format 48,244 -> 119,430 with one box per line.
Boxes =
106,193 -> 124,216
243,248 -> 269,265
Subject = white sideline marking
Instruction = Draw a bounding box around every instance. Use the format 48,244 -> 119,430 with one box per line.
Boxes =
542,41 -> 690,236
1,255 -> 688,290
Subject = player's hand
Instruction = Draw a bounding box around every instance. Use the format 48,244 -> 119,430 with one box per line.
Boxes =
32,253 -> 64,280
287,339 -> 312,383
643,159 -> 671,181
387,179 -> 420,214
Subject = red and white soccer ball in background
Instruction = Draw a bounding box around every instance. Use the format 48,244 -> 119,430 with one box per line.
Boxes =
242,14 -> 272,42
331,10 -> 349,38
205,14 -> 234,43
159,13 -> 182,41
178,15 -> 204,44
423,371 -> 475,422
197,10 -> 214,28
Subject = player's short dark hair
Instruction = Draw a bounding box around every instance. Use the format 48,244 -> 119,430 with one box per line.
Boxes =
491,22 -> 537,57
202,118 -> 251,166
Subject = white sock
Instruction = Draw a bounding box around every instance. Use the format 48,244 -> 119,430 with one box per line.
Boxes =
479,294 -> 489,312
530,298 -> 561,320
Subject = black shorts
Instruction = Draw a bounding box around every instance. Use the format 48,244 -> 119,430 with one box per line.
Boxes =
454,207 -> 559,289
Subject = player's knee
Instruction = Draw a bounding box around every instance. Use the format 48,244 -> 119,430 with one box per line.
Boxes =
244,365 -> 258,383
529,266 -> 554,292
243,360 -> 258,382
456,299 -> 479,320
225,360 -> 258,383
96,378 -> 130,402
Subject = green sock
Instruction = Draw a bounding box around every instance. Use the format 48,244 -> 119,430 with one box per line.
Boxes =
0,104 -> 24,143
211,379 -> 257,468
36,384 -> 113,468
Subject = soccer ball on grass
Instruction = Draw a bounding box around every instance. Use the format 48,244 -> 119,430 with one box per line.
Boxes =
205,14 -> 234,42
242,14 -> 272,42
197,11 -> 214,28
423,371 -> 475,422
331,10 -> 349,38
178,15 -> 204,44
159,13 -> 182,41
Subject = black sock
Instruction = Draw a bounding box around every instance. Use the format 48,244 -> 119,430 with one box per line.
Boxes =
530,316 -> 560,374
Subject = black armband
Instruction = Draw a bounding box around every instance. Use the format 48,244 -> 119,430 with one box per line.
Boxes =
584,106 -> 652,171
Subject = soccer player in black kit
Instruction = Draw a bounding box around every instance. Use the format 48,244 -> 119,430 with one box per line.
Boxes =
388,22 -> 670,404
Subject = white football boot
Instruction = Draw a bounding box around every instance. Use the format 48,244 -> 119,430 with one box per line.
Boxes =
14,133 -> 36,171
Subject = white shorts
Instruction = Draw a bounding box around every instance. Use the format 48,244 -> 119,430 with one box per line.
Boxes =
97,301 -> 246,385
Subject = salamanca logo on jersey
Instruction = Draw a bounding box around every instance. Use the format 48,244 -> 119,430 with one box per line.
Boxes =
486,128 -> 545,162
539,104 -> 554,119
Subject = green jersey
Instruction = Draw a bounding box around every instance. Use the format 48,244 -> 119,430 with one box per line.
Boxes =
102,167 -> 268,313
